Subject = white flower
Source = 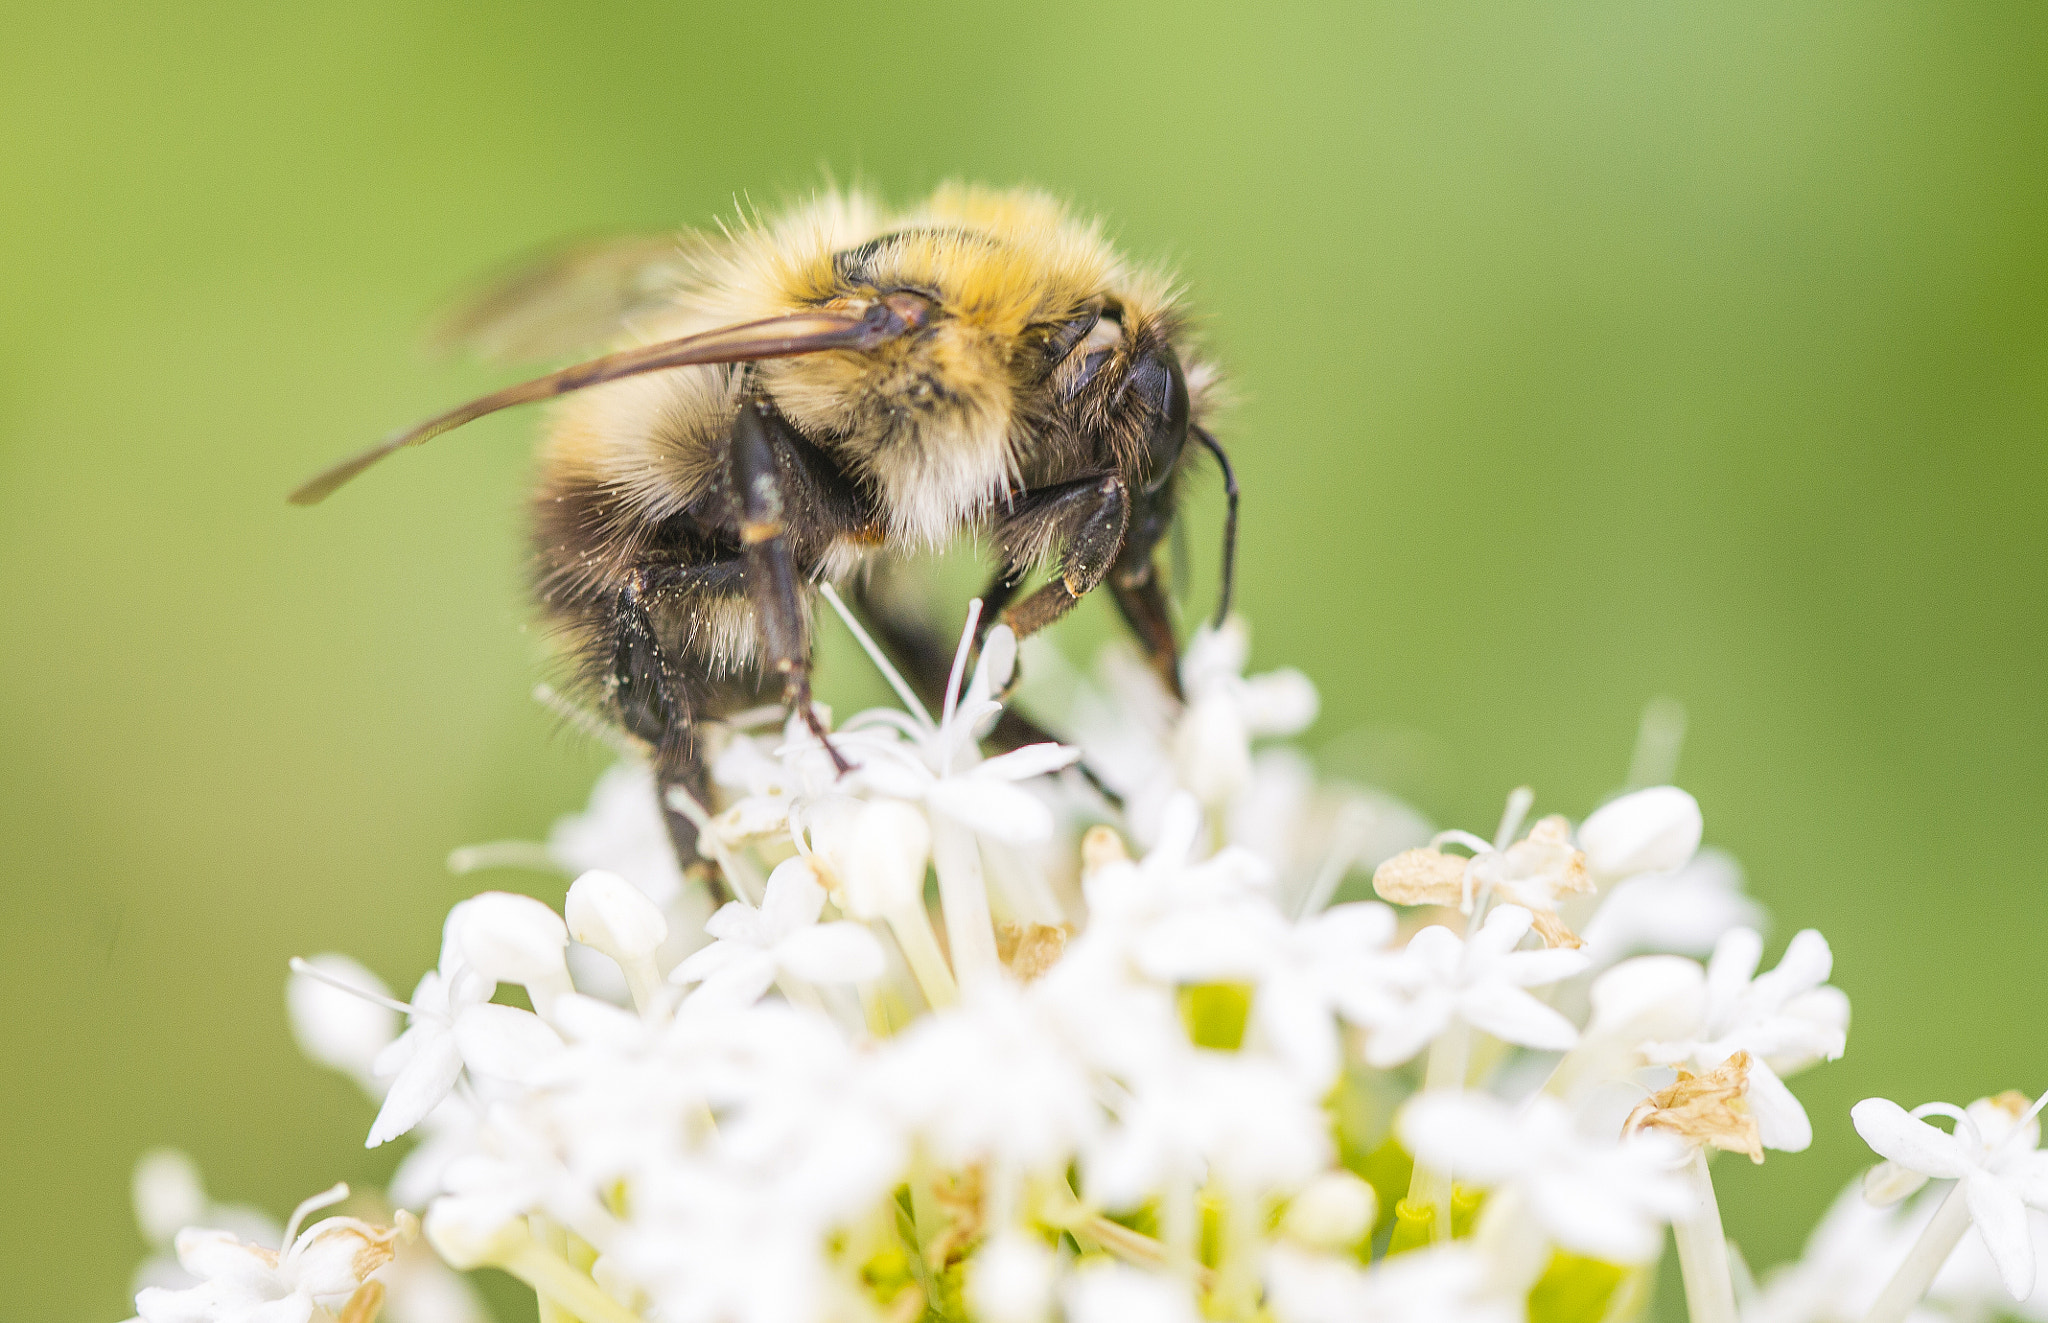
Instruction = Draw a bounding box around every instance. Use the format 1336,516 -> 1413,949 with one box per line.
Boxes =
841,621 -> 1080,845
807,798 -> 931,920
1132,899 -> 1402,1087
668,856 -> 884,1007
548,762 -> 686,909
1742,1178 -> 1918,1323
1372,811 -> 1592,947
363,921 -> 560,1148
367,965 -> 485,1149
1088,1051 -> 1331,1207
1577,785 -> 1702,881
1641,927 -> 1848,1152
287,955 -> 398,1092
1264,1245 -> 1518,1323
449,892 -> 574,1019
1062,1261 -> 1203,1323
129,1152 -> 281,1296
564,869 -> 669,1010
1853,1090 -> 2048,1298
869,982 -> 1100,1175
1173,617 -> 1318,805
1580,848 -> 1762,969
1399,1091 -> 1687,1263
1276,1171 -> 1379,1251
967,1232 -> 1057,1323
1363,904 -> 1589,1068
132,1185 -> 411,1323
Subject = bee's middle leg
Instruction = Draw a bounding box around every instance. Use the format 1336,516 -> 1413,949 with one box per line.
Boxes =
729,395 -> 850,773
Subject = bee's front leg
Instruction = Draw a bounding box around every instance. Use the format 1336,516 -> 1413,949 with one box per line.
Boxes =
728,395 -> 852,774
990,473 -> 1132,639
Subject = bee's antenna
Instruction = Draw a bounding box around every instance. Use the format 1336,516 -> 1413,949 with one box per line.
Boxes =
1191,425 -> 1238,627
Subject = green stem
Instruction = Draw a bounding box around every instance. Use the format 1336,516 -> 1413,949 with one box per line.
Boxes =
1405,1016 -> 1471,1242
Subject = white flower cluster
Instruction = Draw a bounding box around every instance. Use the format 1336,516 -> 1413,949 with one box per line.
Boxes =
121,604 -> 2044,1323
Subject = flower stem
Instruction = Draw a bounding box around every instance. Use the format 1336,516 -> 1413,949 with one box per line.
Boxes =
502,1234 -> 645,1323
1406,1017 -> 1471,1242
1864,1180 -> 1972,1323
930,818 -> 1002,994
1673,1148 -> 1737,1323
885,899 -> 958,1009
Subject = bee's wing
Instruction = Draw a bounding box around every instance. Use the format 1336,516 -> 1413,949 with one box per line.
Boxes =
423,234 -> 694,364
290,297 -> 930,506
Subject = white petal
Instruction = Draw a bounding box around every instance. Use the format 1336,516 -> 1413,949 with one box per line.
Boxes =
1172,695 -> 1253,803
564,870 -> 668,963
1240,670 -> 1319,736
1749,929 -> 1832,1007
2005,1151 -> 2048,1208
980,741 -> 1082,781
1457,984 -> 1581,1052
1526,1171 -> 1665,1263
287,955 -> 398,1084
172,1228 -> 276,1283
1301,903 -> 1397,954
133,1150 -> 208,1248
1470,905 -> 1536,961
451,893 -> 570,990
246,1298 -> 316,1323
831,800 -> 932,918
367,1034 -> 463,1147
1361,996 -> 1451,1068
1498,945 -> 1593,988
1705,928 -> 1764,1006
930,775 -> 1055,843
1577,786 -> 1702,880
776,923 -> 886,984
1585,956 -> 1707,1041
1396,1092 -> 1527,1183
1862,1161 -> 1930,1207
1256,976 -> 1343,1089
686,957 -> 780,1010
1746,1058 -> 1813,1153
967,1231 -> 1054,1323
1063,1262 -> 1202,1323
452,1004 -> 564,1083
669,938 -> 752,985
1964,1170 -> 2037,1299
1134,908 -> 1278,983
759,856 -> 828,933
1851,1098 -> 1970,1176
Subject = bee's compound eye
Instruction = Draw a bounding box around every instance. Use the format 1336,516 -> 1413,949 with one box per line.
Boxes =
1124,346 -> 1189,492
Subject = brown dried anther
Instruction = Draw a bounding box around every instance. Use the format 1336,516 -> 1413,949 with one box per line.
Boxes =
1371,815 -> 1594,948
1625,1051 -> 1765,1163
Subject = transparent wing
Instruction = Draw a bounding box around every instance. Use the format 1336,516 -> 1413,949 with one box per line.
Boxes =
423,234 -> 694,364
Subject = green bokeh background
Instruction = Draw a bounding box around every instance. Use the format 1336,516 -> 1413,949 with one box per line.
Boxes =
4,3 -> 2043,1317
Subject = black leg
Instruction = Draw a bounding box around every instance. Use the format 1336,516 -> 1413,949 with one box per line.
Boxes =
609,565 -> 733,902
730,395 -> 850,772
1107,483 -> 1185,699
992,474 -> 1131,639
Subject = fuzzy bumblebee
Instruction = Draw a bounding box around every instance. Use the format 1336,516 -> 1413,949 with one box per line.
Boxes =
293,185 -> 1236,891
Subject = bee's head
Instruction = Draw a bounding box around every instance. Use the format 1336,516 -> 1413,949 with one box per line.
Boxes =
1038,298 -> 1190,493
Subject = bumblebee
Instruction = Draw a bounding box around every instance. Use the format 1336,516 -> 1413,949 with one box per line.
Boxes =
294,186 -> 1237,892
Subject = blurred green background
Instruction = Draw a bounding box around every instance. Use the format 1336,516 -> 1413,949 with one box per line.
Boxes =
3,1 -> 2043,1317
